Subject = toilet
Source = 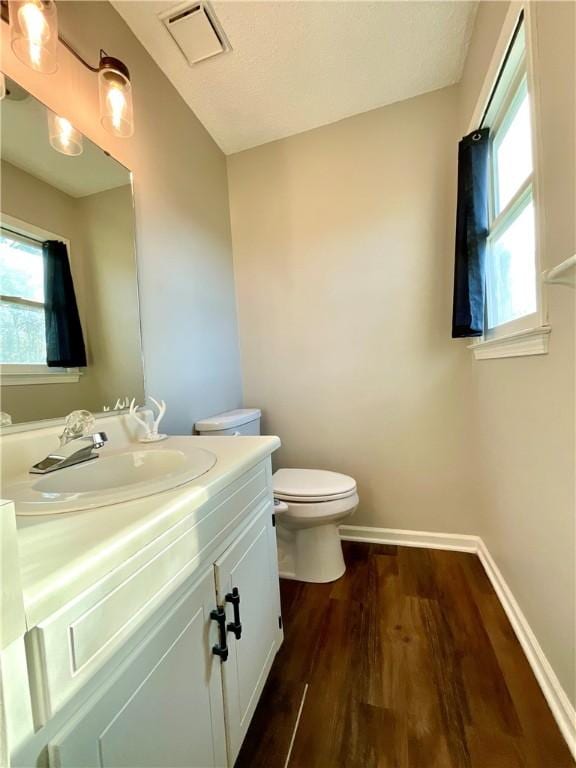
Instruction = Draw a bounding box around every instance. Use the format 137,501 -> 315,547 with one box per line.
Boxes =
194,409 -> 358,583
273,468 -> 358,583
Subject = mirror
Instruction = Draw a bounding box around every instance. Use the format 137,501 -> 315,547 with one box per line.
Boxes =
0,76 -> 145,425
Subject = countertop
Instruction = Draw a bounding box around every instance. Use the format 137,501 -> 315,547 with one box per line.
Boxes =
15,435 -> 280,628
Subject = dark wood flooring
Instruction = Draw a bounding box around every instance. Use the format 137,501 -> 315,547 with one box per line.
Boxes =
236,542 -> 574,768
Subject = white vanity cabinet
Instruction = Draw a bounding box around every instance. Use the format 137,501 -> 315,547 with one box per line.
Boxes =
49,566 -> 228,768
13,454 -> 283,768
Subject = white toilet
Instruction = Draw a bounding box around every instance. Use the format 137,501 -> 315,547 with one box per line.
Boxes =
194,409 -> 358,583
272,468 -> 358,583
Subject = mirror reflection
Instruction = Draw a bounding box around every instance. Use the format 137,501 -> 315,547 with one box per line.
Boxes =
0,75 -> 144,425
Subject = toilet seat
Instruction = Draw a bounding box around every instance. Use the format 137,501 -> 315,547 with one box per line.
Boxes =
273,468 -> 357,503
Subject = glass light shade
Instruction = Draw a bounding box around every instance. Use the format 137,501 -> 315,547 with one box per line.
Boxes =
47,111 -> 83,156
98,58 -> 134,138
10,0 -> 58,74
0,73 -> 5,101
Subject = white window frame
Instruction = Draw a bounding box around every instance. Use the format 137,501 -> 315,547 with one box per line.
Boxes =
0,213 -> 81,385
466,3 -> 550,360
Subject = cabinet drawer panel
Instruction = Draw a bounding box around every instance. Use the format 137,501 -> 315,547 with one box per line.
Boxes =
26,461 -> 271,723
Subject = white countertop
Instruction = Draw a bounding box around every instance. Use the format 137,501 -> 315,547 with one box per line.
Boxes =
16,435 -> 280,628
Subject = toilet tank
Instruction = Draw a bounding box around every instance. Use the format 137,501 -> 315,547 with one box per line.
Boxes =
194,409 -> 261,436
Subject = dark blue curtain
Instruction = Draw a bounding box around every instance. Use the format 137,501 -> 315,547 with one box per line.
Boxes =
43,240 -> 87,368
452,128 -> 490,338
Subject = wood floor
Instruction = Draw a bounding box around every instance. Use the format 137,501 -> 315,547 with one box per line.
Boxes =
235,542 -> 574,768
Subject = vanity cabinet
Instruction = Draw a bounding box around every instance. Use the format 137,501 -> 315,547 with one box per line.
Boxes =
49,567 -> 228,768
14,457 -> 283,768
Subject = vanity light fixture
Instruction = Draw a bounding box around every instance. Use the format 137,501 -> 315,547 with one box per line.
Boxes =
2,0 -> 134,137
98,56 -> 134,138
47,110 -> 83,155
9,0 -> 58,74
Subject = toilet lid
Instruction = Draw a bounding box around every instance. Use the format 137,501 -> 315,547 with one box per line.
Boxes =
273,468 -> 357,502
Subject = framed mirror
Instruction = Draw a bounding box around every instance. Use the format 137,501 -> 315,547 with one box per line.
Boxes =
0,75 -> 144,426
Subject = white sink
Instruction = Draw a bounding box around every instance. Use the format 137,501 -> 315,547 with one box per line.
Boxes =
6,442 -> 217,515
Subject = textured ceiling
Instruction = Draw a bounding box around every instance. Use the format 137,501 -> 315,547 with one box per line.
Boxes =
113,1 -> 478,155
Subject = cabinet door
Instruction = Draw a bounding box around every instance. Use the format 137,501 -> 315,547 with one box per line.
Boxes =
49,566 -> 227,768
214,501 -> 283,763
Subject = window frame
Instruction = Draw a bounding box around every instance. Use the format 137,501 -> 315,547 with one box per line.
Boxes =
466,3 -> 550,360
0,213 -> 81,385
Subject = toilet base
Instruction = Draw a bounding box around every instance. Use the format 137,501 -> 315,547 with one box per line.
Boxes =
277,523 -> 346,583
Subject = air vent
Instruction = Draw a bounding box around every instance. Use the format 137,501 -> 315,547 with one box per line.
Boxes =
160,2 -> 229,66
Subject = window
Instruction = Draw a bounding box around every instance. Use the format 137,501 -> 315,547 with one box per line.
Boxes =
482,18 -> 540,337
0,217 -> 80,385
0,228 -> 47,364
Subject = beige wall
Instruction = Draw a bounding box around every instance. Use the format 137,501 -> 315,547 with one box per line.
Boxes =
76,184 -> 144,411
228,85 -> 482,534
0,161 -> 144,421
459,1 -> 575,704
0,0 -> 242,433
1,160 -> 81,246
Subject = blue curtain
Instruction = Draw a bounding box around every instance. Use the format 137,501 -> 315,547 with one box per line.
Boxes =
43,240 -> 87,368
452,128 -> 490,338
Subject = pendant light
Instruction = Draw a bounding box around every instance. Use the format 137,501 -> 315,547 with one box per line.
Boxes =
10,0 -> 58,74
47,110 -> 83,156
98,56 -> 134,138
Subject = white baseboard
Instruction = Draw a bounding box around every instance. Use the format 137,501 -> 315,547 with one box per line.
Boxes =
339,525 -> 480,553
339,525 -> 576,760
476,540 -> 576,759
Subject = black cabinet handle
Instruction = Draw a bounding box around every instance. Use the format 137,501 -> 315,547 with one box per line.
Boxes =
225,587 -> 242,640
210,606 -> 228,661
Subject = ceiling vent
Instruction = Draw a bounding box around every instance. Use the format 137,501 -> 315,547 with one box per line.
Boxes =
160,2 -> 230,66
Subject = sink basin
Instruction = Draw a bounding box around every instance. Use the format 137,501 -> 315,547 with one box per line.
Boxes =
6,442 -> 217,515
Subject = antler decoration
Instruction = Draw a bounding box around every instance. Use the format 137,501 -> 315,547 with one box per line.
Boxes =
129,398 -> 149,431
149,397 -> 167,435
129,397 -> 168,442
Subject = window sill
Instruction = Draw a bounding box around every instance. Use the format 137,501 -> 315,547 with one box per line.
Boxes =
0,366 -> 81,386
468,325 -> 551,360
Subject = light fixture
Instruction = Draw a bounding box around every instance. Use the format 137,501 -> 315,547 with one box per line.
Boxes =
0,72 -> 5,100
98,56 -> 134,138
47,110 -> 83,156
10,0 -> 58,74
2,1 -> 135,138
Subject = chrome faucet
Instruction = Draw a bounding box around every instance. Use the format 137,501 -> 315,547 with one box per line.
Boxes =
30,410 -> 108,474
